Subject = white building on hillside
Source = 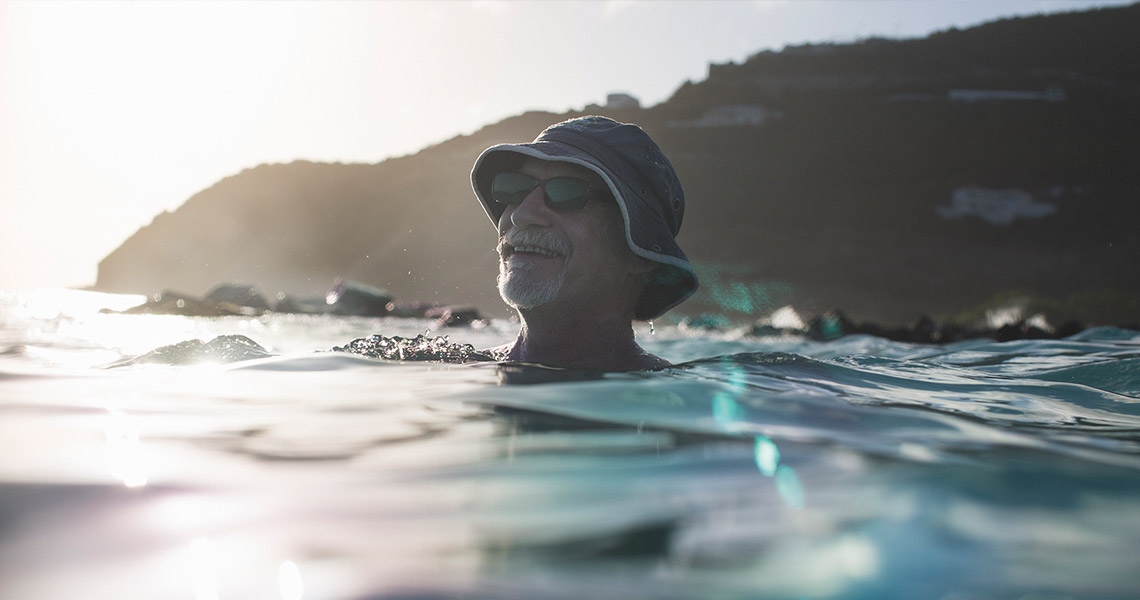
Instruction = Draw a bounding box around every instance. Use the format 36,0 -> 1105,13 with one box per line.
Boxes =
948,85 -> 1065,103
668,105 -> 782,128
604,93 -> 640,110
936,186 -> 1057,225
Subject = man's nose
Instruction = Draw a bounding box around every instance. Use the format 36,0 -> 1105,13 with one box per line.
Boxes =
508,185 -> 552,229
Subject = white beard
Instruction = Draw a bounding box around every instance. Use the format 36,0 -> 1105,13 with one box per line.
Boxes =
498,258 -> 564,310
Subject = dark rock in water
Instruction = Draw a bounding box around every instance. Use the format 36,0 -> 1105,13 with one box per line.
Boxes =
806,310 -> 856,341
204,283 -> 270,311
996,320 -> 1053,342
325,280 -> 392,317
425,305 -> 485,328
110,334 -> 272,367
272,292 -> 328,314
748,324 -> 789,337
910,315 -> 938,343
679,315 -> 731,331
933,322 -> 981,343
118,290 -> 257,317
855,321 -> 909,342
858,314 -> 984,344
1056,320 -> 1086,338
386,301 -> 442,319
748,307 -> 1093,344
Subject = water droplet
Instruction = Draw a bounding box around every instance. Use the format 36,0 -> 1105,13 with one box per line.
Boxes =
649,321 -> 655,335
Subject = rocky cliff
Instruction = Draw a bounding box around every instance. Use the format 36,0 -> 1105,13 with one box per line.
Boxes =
95,4 -> 1140,325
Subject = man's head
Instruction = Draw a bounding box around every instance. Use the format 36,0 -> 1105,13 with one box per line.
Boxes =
471,116 -> 698,320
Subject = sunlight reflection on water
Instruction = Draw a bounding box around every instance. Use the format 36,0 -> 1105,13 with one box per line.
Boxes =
105,410 -> 147,488
278,560 -> 303,600
189,538 -> 219,600
2,290 -> 1140,598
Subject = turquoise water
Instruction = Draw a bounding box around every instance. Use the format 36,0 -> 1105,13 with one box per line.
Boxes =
1,289 -> 1139,599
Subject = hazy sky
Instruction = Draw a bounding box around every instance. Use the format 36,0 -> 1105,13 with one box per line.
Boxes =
1,0 -> 1131,290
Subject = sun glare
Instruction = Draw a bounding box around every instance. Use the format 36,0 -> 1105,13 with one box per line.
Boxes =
278,561 -> 304,600
3,0 -> 1131,290
105,409 -> 148,488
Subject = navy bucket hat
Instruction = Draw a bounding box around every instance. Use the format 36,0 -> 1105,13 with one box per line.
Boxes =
471,116 -> 698,320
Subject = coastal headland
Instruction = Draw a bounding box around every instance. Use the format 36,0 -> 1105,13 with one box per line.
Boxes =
94,4 -> 1140,329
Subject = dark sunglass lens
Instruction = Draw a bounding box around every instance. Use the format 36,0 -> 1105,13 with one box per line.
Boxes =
544,177 -> 590,209
491,172 -> 537,204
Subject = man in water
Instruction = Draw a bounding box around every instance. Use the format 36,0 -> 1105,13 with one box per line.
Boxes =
470,116 -> 698,371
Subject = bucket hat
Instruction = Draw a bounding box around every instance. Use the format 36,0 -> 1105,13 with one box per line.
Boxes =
471,116 -> 698,320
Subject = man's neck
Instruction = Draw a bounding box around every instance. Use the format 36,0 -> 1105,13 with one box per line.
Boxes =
502,307 -> 668,371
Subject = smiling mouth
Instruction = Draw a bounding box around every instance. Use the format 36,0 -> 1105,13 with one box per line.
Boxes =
508,244 -> 562,258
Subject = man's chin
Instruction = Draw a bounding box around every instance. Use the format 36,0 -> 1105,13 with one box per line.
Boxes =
499,289 -> 555,311
498,272 -> 562,310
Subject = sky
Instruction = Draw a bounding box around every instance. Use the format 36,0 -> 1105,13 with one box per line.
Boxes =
1,0 -> 1132,290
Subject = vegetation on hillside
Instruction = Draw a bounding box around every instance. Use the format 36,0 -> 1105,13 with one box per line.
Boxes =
96,4 -> 1140,326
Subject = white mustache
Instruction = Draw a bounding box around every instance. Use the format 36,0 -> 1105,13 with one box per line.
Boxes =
497,229 -> 570,257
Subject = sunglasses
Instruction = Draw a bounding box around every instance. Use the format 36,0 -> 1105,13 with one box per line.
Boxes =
490,172 -> 606,210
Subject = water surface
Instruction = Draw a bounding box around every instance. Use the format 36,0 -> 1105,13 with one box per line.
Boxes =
1,289 -> 1138,599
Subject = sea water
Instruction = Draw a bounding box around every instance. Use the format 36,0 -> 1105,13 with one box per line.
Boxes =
1,288 -> 1138,599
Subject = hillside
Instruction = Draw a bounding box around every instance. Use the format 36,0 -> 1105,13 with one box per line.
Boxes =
95,4 -> 1140,326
